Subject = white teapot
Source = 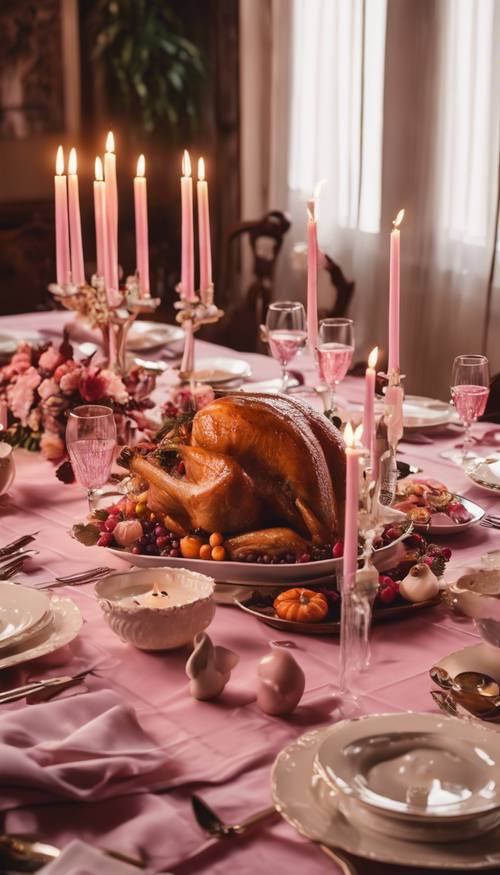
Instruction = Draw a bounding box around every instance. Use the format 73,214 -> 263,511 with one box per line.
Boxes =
0,442 -> 15,496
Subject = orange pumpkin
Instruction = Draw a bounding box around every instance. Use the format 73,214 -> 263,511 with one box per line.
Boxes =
274,588 -> 328,623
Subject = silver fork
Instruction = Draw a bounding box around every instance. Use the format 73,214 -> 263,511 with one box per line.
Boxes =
34,566 -> 112,589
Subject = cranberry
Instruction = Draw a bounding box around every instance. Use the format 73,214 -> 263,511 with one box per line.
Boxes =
379,575 -> 396,590
95,520 -> 107,532
169,548 -> 180,557
131,545 -> 141,554
332,541 -> 344,558
97,533 -> 113,547
298,553 -> 311,563
104,515 -> 119,533
384,526 -> 401,542
373,537 -> 384,550
441,547 -> 452,561
379,585 -> 397,604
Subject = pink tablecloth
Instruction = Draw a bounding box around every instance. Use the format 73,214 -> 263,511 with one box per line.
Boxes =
2,312 -> 500,875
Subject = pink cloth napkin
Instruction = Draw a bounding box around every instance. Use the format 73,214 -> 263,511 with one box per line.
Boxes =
38,839 -> 160,875
0,690 -> 169,810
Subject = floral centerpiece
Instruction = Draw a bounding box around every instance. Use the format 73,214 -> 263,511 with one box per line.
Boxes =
0,333 -> 155,481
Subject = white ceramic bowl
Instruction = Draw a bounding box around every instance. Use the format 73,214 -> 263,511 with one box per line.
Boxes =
95,567 -> 215,650
447,569 -> 500,648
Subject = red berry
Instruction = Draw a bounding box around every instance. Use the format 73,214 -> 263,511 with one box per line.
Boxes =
131,545 -> 141,554
97,533 -> 113,547
156,536 -> 168,549
379,585 -> 397,604
104,515 -> 119,532
423,555 -> 434,567
379,575 -> 396,590
384,526 -> 401,542
169,548 -> 180,557
332,541 -> 344,558
441,547 -> 452,561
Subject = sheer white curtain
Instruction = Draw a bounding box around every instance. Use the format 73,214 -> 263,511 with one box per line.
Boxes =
240,0 -> 500,397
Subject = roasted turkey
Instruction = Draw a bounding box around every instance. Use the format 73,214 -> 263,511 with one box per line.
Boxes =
119,393 -> 346,547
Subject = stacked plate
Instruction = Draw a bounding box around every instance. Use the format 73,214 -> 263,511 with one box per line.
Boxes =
272,712 -> 500,869
0,582 -> 82,670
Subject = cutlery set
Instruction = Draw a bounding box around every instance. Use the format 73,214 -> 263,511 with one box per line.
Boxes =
430,665 -> 500,722
480,513 -> 500,530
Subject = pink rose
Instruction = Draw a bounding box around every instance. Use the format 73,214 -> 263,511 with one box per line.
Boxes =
100,370 -> 129,405
39,345 -> 64,373
7,367 -> 41,425
38,377 -> 60,401
40,431 -> 65,462
79,368 -> 108,402
60,366 -> 83,395
54,359 -> 79,382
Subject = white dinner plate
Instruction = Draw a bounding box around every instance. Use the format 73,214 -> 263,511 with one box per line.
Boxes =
271,726 -> 500,870
0,583 -> 50,647
126,321 -> 184,352
315,712 -> 500,820
107,527 -> 408,584
466,456 -> 500,494
0,595 -> 82,671
188,357 -> 252,384
343,395 -> 458,433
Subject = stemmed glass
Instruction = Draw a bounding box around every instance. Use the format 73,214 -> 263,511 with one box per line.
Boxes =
265,301 -> 307,391
66,405 -> 117,508
316,318 -> 354,415
450,355 -> 489,466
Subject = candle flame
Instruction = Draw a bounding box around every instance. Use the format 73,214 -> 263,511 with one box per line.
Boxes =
198,157 -> 205,181
68,147 -> 77,175
182,149 -> 192,177
56,145 -> 64,176
95,156 -> 103,181
307,198 -> 315,222
344,422 -> 354,448
106,131 -> 115,153
368,346 -> 378,369
136,154 -> 145,177
314,177 -> 327,200
393,208 -> 405,228
354,424 -> 364,444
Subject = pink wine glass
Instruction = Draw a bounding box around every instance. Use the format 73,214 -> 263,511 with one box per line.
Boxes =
451,354 -> 489,466
266,301 -> 307,391
66,405 -> 117,508
316,318 -> 355,415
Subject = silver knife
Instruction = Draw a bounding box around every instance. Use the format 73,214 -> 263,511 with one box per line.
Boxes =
0,534 -> 38,557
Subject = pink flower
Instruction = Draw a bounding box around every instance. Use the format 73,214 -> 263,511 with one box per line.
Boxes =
39,345 -> 64,373
173,383 -> 215,413
40,431 -> 65,462
54,359 -> 79,382
7,367 -> 41,425
59,366 -> 83,395
100,370 -> 129,405
38,377 -> 60,401
79,368 -> 108,402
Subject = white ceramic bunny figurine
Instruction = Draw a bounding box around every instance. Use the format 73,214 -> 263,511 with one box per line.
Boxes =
186,632 -> 239,700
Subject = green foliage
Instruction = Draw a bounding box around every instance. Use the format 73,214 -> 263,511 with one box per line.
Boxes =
92,0 -> 204,135
72,523 -> 101,546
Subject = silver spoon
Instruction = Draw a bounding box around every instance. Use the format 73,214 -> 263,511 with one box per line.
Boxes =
191,794 -> 357,874
453,671 -> 500,699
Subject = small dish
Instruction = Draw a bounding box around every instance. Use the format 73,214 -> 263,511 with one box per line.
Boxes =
187,357 -> 252,384
95,567 -> 215,650
445,568 -> 500,647
466,456 -> 500,494
416,496 -> 485,535
314,712 -> 500,822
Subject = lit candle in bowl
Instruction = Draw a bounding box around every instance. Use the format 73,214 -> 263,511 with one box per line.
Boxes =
363,346 -> 379,474
197,157 -> 212,304
54,146 -> 70,287
388,209 -> 405,374
180,149 -> 195,301
67,147 -> 85,286
139,581 -> 170,609
134,154 -> 150,297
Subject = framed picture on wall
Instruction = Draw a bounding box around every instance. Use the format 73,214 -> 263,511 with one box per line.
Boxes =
0,0 -> 80,140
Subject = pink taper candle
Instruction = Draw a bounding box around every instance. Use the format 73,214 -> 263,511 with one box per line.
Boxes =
93,158 -> 107,283
181,150 -> 195,301
104,131 -> 119,295
67,148 -> 85,286
306,198 -> 318,350
134,154 -> 150,297
343,423 -> 362,592
197,157 -> 212,304
362,346 -> 378,473
54,146 -> 70,287
388,209 -> 404,373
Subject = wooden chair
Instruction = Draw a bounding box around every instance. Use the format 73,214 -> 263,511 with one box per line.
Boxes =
211,210 -> 291,352
320,253 -> 355,319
